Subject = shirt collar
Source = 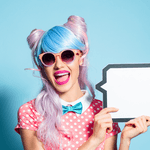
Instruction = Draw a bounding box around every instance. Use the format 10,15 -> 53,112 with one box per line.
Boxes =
60,90 -> 93,114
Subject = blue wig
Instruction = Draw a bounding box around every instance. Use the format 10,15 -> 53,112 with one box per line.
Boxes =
36,26 -> 85,67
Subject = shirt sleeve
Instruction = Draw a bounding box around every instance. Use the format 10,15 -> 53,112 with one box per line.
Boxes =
14,100 -> 43,134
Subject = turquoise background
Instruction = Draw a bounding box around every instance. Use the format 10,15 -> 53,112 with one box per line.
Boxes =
0,0 -> 150,149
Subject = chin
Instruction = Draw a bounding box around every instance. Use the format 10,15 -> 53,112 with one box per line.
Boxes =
54,85 -> 72,94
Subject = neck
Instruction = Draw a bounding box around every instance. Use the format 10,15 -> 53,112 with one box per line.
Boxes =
59,81 -> 84,102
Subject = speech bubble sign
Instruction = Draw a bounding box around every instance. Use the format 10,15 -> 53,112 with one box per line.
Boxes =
96,64 -> 150,122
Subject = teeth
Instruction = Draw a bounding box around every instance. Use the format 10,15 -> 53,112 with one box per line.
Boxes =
55,73 -> 69,76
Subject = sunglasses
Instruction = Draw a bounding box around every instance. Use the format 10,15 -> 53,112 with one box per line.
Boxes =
39,49 -> 81,67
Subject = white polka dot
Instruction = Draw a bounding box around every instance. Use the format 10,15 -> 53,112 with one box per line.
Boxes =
26,120 -> 29,123
76,141 -> 79,144
77,119 -> 80,122
68,148 -> 71,150
26,114 -> 29,117
90,121 -> 93,124
81,116 -> 84,119
64,144 -> 67,147
40,118 -> 43,121
98,101 -> 100,103
23,110 -> 25,112
82,122 -> 85,125
84,134 -> 86,137
35,124 -> 37,126
73,116 -> 76,119
66,122 -> 69,125
62,119 -> 65,122
78,126 -> 81,128
92,112 -> 94,115
79,132 -> 82,134
90,106 -> 93,109
85,119 -> 88,121
88,109 -> 90,111
97,108 -> 100,110
31,114 -> 33,117
87,131 -> 90,133
84,112 -> 87,115
80,138 -> 83,140
75,135 -> 78,138
110,133 -> 113,136
26,105 -> 28,107
75,129 -> 78,132
72,145 -> 75,147
35,119 -> 37,121
69,113 -> 72,116
26,127 -> 29,129
93,104 -> 95,107
94,110 -> 96,113
70,119 -> 73,122
31,125 -> 33,127
19,113 -> 21,115
30,119 -> 33,122
20,119 -> 22,122
95,103 -> 98,105
86,125 -> 89,127
70,126 -> 73,128
89,115 -> 92,118
74,122 -> 77,125
21,107 -> 23,109
22,123 -> 25,125
83,128 -> 86,131
91,127 -> 93,130
28,109 -> 31,112
22,116 -> 24,119
66,116 -> 69,119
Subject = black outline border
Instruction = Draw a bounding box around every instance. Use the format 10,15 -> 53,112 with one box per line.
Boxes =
96,63 -> 150,122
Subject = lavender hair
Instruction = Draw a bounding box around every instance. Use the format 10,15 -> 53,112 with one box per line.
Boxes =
27,15 -> 95,149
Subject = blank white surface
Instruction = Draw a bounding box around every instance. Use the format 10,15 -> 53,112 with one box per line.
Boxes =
102,68 -> 150,119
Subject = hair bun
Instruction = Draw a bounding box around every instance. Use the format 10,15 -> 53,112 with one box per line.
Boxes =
27,29 -> 45,50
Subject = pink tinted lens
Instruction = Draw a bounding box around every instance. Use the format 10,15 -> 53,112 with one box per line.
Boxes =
61,50 -> 74,63
42,53 -> 55,66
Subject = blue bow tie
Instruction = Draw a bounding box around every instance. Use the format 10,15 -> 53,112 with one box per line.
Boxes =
62,102 -> 83,115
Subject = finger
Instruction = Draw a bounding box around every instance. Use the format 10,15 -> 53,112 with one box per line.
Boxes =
100,107 -> 119,115
141,116 -> 147,132
137,117 -> 145,133
125,119 -> 141,129
143,116 -> 150,126
95,113 -> 112,120
105,123 -> 113,133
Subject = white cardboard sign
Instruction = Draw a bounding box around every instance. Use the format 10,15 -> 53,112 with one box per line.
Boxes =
96,64 -> 150,122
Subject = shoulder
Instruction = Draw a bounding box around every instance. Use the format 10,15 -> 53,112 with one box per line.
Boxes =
15,99 -> 42,134
18,99 -> 38,115
89,98 -> 103,114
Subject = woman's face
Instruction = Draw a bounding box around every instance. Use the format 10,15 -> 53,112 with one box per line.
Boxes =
43,50 -> 83,93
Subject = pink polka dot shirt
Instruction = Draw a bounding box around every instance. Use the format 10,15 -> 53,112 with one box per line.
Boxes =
15,90 -> 121,150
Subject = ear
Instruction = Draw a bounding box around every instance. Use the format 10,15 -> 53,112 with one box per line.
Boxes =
79,57 -> 84,66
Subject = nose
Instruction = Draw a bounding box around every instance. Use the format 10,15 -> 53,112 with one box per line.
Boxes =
54,55 -> 65,69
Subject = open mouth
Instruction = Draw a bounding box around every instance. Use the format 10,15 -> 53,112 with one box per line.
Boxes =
54,71 -> 70,85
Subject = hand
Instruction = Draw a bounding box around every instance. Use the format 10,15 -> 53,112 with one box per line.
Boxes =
92,107 -> 119,144
121,116 -> 150,141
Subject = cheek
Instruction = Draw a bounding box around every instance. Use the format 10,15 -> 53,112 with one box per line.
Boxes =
44,68 -> 53,82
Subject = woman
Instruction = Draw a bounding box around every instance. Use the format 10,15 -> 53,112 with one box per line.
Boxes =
15,15 -> 150,150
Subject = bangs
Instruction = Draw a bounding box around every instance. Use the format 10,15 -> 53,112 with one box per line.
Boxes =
41,26 -> 85,53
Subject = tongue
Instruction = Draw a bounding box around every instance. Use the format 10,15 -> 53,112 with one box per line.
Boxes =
56,74 -> 69,82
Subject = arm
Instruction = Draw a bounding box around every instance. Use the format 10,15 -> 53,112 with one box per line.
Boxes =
119,116 -> 150,150
20,129 -> 44,150
104,135 -> 118,150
